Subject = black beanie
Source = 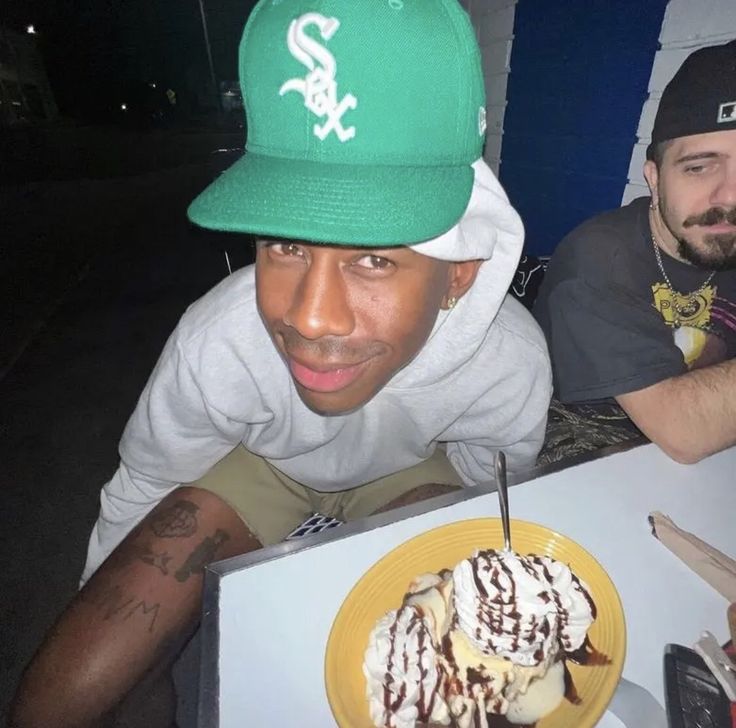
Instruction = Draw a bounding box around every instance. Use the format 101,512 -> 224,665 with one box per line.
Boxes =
647,39 -> 736,160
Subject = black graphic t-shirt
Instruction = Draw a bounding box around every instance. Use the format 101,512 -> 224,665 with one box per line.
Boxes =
533,197 -> 736,404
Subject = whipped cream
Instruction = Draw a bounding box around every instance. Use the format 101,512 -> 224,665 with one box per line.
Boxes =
363,604 -> 451,728
452,549 -> 595,667
364,547 -> 598,728
538,554 -> 597,652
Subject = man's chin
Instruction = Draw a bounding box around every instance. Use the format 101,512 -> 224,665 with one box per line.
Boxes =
294,382 -> 375,417
678,233 -> 736,271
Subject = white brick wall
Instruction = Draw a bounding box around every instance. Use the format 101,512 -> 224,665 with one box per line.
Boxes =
622,0 -> 736,204
461,0 -> 518,175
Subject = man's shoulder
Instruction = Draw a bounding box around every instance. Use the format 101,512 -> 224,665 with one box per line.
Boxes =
495,295 -> 547,346
554,198 -> 648,270
539,198 -> 649,295
176,265 -> 259,347
492,295 -> 550,368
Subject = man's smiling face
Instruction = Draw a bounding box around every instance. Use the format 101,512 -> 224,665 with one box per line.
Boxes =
255,239 -> 455,415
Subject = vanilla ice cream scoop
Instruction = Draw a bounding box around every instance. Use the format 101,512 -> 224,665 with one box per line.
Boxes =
363,603 -> 451,728
452,549 -> 595,667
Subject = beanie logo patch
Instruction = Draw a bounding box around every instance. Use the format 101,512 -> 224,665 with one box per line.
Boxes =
279,13 -> 358,143
717,101 -> 736,123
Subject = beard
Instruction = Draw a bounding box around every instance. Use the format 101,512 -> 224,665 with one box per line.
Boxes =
677,232 -> 736,270
670,205 -> 736,271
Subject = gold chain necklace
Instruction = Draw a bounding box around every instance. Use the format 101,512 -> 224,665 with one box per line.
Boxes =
651,235 -> 715,327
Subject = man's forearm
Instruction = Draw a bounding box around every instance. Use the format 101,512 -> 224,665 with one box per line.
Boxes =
616,357 -> 736,464
9,487 -> 257,728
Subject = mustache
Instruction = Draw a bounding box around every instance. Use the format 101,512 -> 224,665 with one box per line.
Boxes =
278,327 -> 386,362
683,207 -> 736,227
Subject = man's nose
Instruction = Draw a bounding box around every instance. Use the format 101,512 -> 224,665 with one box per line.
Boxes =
284,258 -> 355,340
711,163 -> 736,209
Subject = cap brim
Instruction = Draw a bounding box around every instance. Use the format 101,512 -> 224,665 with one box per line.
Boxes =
187,152 -> 473,246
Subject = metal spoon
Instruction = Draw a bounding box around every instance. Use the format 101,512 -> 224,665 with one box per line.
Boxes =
494,451 -> 512,552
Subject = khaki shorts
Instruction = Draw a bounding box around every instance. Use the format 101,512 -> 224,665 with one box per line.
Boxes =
191,445 -> 463,546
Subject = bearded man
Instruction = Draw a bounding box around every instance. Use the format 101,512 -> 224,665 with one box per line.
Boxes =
535,39 -> 736,465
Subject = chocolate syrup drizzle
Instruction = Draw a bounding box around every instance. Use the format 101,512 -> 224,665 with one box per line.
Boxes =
379,551 -> 610,728
468,550 -> 599,667
382,605 -> 439,725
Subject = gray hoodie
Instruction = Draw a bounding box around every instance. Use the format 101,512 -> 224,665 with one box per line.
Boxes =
82,165 -> 552,582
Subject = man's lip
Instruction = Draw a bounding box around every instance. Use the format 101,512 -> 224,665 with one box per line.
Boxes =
287,356 -> 370,393
287,354 -> 367,373
702,223 -> 736,233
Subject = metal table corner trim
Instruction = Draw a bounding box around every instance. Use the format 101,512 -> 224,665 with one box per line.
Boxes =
198,568 -> 221,727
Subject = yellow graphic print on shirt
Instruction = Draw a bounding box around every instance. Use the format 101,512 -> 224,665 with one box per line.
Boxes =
651,282 -> 720,368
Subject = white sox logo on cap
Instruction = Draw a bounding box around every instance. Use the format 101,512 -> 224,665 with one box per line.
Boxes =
279,13 -> 358,142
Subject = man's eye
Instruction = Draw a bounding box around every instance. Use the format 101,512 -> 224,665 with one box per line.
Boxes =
271,242 -> 303,257
356,254 -> 393,270
684,163 -> 710,175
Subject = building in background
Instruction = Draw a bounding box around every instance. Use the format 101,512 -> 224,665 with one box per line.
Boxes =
0,25 -> 58,125
460,0 -> 736,258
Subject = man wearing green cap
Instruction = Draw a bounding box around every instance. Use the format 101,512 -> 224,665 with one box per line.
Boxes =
535,39 -> 736,465
10,1 -> 551,725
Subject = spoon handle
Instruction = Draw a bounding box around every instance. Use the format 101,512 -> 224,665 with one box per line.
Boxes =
494,451 -> 511,552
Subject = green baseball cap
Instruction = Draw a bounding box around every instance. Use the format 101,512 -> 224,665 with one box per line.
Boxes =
188,0 -> 486,245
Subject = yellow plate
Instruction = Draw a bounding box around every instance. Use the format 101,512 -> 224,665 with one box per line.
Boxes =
325,518 -> 626,728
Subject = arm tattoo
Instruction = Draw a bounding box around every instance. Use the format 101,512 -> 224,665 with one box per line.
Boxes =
150,500 -> 199,538
175,529 -> 230,583
82,582 -> 161,633
140,548 -> 173,575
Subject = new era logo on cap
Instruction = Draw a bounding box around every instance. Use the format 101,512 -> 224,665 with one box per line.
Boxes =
718,101 -> 736,123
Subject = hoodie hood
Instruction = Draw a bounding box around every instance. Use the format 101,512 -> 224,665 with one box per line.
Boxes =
389,159 -> 525,389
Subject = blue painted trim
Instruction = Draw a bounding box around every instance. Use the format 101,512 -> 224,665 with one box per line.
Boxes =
499,0 -> 668,255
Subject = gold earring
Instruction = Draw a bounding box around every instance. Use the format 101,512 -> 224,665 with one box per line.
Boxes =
446,296 -> 457,310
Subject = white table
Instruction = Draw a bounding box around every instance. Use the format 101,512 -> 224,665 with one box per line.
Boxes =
199,443 -> 736,727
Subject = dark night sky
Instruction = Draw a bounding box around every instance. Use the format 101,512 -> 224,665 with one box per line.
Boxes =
4,0 -> 258,118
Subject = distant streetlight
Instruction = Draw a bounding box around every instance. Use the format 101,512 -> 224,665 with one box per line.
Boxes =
26,25 -> 36,34
120,103 -> 128,111
149,82 -> 157,89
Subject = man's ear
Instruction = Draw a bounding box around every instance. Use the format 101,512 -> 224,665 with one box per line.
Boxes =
643,160 -> 660,208
443,259 -> 484,308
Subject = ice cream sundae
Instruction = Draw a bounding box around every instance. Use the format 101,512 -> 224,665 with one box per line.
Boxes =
363,548 -> 600,727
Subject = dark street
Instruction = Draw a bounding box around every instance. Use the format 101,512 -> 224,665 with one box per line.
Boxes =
0,131 -> 253,723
